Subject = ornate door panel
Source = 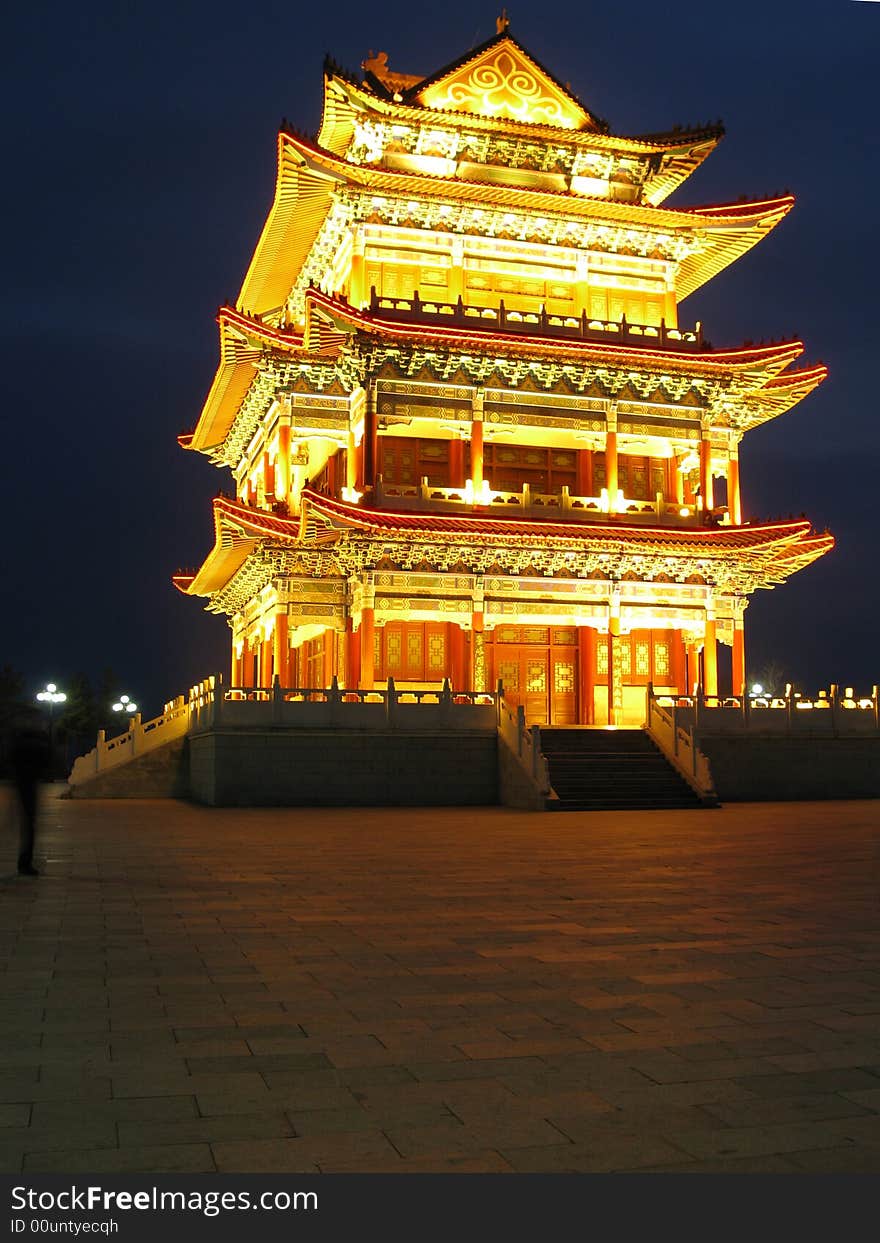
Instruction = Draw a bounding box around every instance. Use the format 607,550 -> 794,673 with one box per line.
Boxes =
490,626 -> 577,725
523,649 -> 550,724
552,654 -> 577,725
377,622 -> 447,685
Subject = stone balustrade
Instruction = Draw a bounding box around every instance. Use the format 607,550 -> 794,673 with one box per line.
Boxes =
649,683 -> 880,737
69,676 -> 502,786
376,477 -> 701,525
369,288 -> 705,351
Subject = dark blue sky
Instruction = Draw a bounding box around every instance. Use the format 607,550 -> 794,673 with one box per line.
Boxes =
3,0 -> 877,714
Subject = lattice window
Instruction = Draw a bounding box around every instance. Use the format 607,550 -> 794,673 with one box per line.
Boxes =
386,631 -> 402,671
406,630 -> 423,669
554,660 -> 574,694
654,641 -> 670,678
427,633 -> 445,672
527,661 -> 547,693
497,626 -> 520,643
530,628 -> 550,644
597,639 -> 608,675
498,660 -> 519,691
635,641 -> 650,676
553,628 -> 576,645
631,465 -> 648,500
620,641 -> 632,676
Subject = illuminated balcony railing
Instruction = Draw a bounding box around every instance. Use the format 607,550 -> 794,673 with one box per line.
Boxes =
376,476 -> 704,526
648,684 -> 880,737
369,289 -> 705,351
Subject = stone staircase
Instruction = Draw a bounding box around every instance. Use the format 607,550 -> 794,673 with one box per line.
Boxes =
541,727 -> 709,811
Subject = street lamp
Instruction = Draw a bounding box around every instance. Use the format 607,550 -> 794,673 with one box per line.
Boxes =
112,694 -> 138,714
36,682 -> 67,708
36,683 -> 66,780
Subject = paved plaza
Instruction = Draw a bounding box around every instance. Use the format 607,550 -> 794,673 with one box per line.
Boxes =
1,789 -> 880,1174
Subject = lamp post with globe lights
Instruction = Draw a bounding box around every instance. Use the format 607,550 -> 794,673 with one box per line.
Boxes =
112,694 -> 138,716
35,683 -> 66,779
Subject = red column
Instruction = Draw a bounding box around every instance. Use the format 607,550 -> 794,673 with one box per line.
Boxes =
732,623 -> 746,697
449,441 -> 465,489
276,424 -> 291,501
607,616 -> 621,726
728,453 -> 742,524
686,641 -> 699,694
273,613 -> 289,689
363,387 -> 378,492
576,449 -> 593,499
449,623 -> 466,690
578,627 -> 595,724
699,434 -> 714,513
323,630 -> 335,689
471,419 -> 484,491
605,430 -> 618,504
360,608 -> 375,690
470,612 -> 484,690
345,617 -> 360,691
230,642 -> 239,688
672,629 -> 686,696
260,637 -> 273,690
703,617 -> 718,698
263,451 -> 275,500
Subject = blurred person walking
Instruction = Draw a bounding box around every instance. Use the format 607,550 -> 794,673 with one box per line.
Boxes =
10,709 -> 51,876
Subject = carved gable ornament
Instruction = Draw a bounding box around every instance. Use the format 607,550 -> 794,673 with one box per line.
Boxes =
417,38 -> 592,131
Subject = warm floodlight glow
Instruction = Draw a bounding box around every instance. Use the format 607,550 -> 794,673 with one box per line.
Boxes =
679,507 -> 691,518
113,694 -> 138,714
751,683 -> 764,695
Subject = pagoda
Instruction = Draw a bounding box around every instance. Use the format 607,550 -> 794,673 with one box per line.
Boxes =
175,19 -> 832,727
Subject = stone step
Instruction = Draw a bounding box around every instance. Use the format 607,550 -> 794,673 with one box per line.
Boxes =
541,726 -> 706,811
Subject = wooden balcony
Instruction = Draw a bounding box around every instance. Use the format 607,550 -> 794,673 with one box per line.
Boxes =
375,476 -> 710,527
369,289 -> 706,352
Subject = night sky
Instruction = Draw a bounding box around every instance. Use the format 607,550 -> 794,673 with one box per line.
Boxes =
3,0 -> 878,717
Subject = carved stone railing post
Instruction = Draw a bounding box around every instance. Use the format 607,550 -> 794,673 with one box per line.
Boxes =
212,675 -> 223,728
272,674 -> 283,724
516,705 -> 526,758
530,725 -> 541,781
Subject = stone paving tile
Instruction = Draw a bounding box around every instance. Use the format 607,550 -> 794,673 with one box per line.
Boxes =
32,1098 -> 199,1125
732,1068 -> 880,1098
118,1112 -> 294,1146
23,1144 -> 215,1174
0,1105 -> 31,1127
784,1146 -> 880,1172
670,1121 -> 856,1161
385,1117 -> 569,1158
502,1134 -> 688,1173
327,1150 -> 515,1173
2,794 -> 880,1172
211,1132 -> 395,1173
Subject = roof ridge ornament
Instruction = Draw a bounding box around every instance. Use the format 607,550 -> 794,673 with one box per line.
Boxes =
497,9 -> 510,34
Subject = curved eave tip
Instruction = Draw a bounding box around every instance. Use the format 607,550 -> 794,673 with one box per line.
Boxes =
172,574 -> 195,594
177,432 -> 195,449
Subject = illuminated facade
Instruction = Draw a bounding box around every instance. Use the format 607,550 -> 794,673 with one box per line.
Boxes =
176,22 -> 832,726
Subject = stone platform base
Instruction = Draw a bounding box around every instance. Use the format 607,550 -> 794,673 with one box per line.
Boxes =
188,729 -> 499,807
700,735 -> 880,801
